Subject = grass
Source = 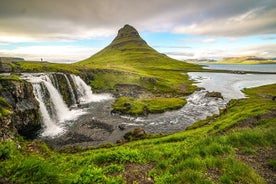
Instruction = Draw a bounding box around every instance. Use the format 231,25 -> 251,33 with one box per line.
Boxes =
0,76 -> 16,118
0,84 -> 275,183
112,97 -> 187,116
0,97 -> 11,118
0,75 -> 22,82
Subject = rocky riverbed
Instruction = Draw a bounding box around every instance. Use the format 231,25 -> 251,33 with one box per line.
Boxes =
42,90 -> 227,149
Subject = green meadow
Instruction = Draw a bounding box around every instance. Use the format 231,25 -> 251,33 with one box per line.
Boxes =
1,84 -> 275,183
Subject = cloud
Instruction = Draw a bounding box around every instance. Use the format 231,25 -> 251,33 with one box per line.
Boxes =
183,38 -> 216,43
165,43 -> 276,60
0,45 -> 99,63
173,6 -> 276,37
165,51 -> 194,57
153,45 -> 191,49
0,0 -> 275,42
261,35 -> 276,40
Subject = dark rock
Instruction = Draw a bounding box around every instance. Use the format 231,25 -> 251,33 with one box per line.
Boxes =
0,62 -> 12,72
272,96 -> 276,101
205,91 -> 224,99
114,84 -> 143,98
118,124 -> 126,130
43,119 -> 114,149
0,78 -> 40,139
124,127 -> 146,141
140,77 -> 157,83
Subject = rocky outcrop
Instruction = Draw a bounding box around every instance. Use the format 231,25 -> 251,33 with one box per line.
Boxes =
110,24 -> 147,48
205,91 -> 224,99
0,59 -> 13,73
0,77 -> 40,139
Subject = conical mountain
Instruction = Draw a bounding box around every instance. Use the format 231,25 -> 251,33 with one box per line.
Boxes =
109,24 -> 148,48
76,25 -> 201,95
77,24 -> 199,71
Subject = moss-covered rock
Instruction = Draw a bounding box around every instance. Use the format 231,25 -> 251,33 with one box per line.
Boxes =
0,76 -> 40,139
112,97 -> 187,116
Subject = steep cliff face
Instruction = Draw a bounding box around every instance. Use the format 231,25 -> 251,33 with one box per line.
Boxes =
0,76 -> 40,139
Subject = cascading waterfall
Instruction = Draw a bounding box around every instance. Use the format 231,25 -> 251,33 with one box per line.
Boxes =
21,73 -> 112,137
70,74 -> 112,102
70,74 -> 93,103
63,74 -> 77,106
32,83 -> 64,136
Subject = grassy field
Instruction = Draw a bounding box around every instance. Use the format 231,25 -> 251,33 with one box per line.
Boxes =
0,84 -> 275,183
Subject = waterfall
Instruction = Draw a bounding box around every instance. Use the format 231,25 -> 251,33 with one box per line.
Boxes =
70,74 -> 93,103
32,83 -> 64,136
42,75 -> 72,122
70,74 -> 113,103
63,74 -> 77,106
48,73 -> 60,92
21,73 -> 112,137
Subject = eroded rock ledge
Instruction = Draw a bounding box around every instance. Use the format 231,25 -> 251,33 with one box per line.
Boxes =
0,77 -> 40,140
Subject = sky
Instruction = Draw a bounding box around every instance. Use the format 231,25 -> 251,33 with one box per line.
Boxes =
0,0 -> 276,63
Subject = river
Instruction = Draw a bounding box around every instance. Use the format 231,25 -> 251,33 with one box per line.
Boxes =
21,65 -> 276,148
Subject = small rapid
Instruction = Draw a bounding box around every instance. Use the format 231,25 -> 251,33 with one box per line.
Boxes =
116,90 -> 227,134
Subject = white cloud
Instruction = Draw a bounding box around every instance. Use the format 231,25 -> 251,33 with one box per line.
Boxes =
183,38 -> 216,43
173,7 -> 276,37
0,45 -> 99,63
1,0 -> 275,42
166,43 -> 276,60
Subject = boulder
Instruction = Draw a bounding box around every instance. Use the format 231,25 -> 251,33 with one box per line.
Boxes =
124,127 -> 146,141
205,91 -> 224,99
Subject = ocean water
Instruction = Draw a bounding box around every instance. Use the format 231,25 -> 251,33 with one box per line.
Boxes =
202,64 -> 276,73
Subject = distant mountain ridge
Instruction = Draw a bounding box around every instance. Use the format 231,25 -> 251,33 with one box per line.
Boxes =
217,56 -> 276,64
0,57 -> 25,62
188,56 -> 276,64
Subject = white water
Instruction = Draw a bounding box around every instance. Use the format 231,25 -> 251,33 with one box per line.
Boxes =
118,90 -> 226,133
21,73 -> 112,137
70,74 -> 112,103
42,75 -> 73,122
32,83 -> 64,136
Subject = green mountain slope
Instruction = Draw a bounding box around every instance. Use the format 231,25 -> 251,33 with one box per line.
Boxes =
77,24 -> 200,71
75,25 -> 201,97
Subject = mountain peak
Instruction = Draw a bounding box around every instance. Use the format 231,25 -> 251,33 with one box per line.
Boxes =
110,24 -> 147,47
115,24 -> 140,39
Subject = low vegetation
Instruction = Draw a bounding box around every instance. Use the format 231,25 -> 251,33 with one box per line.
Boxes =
0,97 -> 10,118
0,84 -> 275,183
112,97 -> 187,116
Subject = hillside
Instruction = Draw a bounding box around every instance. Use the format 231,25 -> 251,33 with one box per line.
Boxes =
75,25 -> 202,96
1,84 -> 275,183
215,56 -> 276,64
